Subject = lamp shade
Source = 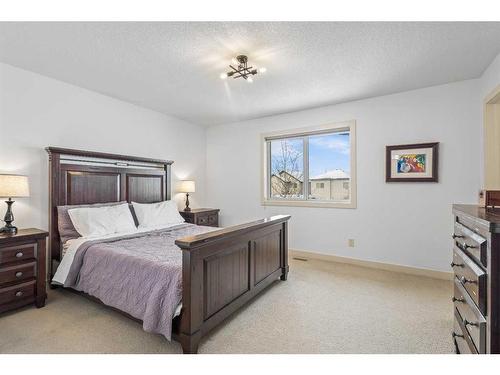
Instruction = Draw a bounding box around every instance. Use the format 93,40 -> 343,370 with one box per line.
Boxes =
177,180 -> 195,193
0,174 -> 30,198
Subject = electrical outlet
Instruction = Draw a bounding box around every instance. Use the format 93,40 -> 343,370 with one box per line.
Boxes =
348,239 -> 355,248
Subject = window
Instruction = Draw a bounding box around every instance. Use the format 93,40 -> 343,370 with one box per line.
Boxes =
262,121 -> 356,208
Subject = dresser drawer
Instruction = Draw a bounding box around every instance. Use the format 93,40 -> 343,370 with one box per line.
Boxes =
0,280 -> 36,305
0,243 -> 36,265
453,308 -> 478,354
0,261 -> 36,286
453,221 -> 487,267
452,246 -> 486,314
453,278 -> 486,353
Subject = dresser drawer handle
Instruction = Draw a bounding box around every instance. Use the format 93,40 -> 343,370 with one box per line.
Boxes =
450,262 -> 464,268
452,332 -> 464,338
464,319 -> 478,327
462,243 -> 476,250
460,276 -> 476,285
452,234 -> 464,239
15,291 -> 23,297
15,252 -> 24,258
452,297 -> 464,303
15,271 -> 23,278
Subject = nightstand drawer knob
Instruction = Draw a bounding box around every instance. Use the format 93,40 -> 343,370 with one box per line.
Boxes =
15,291 -> 23,297
15,271 -> 23,278
15,252 -> 24,258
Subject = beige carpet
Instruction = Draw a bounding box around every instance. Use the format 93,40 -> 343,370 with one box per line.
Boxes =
0,258 -> 454,354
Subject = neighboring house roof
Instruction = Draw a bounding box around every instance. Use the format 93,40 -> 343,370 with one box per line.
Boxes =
310,169 -> 349,180
273,170 -> 303,183
271,174 -> 285,183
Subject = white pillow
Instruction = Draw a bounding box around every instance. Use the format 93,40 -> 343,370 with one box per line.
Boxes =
68,203 -> 137,238
131,200 -> 185,229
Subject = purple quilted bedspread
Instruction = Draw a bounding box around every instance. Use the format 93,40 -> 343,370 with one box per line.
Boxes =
64,223 -> 217,340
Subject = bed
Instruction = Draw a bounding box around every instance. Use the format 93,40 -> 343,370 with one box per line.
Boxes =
46,147 -> 290,354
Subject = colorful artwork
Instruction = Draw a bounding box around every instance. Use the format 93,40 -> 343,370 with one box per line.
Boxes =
386,143 -> 438,182
396,154 -> 426,173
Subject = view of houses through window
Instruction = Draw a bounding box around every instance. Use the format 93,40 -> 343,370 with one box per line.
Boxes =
267,128 -> 351,203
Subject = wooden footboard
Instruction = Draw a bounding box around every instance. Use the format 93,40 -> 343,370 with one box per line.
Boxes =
173,215 -> 290,354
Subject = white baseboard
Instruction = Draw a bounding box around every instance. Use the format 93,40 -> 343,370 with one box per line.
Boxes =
289,249 -> 453,281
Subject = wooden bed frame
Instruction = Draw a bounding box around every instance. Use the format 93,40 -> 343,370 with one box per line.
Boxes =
46,147 -> 290,354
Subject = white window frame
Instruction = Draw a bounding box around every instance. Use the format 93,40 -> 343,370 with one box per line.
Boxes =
261,120 -> 357,209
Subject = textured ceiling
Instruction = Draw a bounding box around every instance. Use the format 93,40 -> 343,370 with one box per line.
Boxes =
1,22 -> 500,126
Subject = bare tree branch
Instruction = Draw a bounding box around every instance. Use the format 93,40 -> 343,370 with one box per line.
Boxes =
271,140 -> 303,197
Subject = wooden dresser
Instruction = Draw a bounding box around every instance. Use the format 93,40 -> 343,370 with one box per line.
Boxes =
452,205 -> 500,354
179,208 -> 219,227
0,228 -> 48,314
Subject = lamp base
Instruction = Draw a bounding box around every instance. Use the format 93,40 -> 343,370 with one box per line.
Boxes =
0,225 -> 18,235
1,198 -> 17,235
184,193 -> 191,211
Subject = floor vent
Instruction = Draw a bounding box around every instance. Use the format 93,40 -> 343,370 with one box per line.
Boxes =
292,257 -> 308,261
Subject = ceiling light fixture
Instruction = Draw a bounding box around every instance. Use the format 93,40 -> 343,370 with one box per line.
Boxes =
220,55 -> 266,82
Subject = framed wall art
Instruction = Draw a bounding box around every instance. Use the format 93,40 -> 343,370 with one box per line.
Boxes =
385,142 -> 439,182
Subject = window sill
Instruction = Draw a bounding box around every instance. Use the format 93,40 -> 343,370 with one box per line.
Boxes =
261,199 -> 356,209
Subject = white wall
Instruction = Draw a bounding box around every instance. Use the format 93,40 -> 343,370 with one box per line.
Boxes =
4,52 -> 498,274
206,79 -> 481,272
0,62 -> 206,231
480,52 -> 500,99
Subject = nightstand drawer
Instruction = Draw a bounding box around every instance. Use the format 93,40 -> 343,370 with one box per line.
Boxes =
208,214 -> 218,226
196,215 -> 209,225
0,229 -> 48,314
179,209 -> 220,228
0,280 -> 36,305
0,243 -> 36,265
0,261 -> 36,286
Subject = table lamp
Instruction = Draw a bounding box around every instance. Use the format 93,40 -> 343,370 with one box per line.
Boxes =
177,180 -> 195,211
0,174 -> 30,234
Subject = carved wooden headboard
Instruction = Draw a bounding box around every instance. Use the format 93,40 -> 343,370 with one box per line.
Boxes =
46,147 -> 173,269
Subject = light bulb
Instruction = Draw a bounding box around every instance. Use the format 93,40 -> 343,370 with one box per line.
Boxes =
259,67 -> 267,73
231,57 -> 238,65
220,72 -> 228,80
247,76 -> 253,83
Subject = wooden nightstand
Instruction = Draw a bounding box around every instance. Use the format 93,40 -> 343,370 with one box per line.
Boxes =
179,208 -> 219,227
0,228 -> 48,314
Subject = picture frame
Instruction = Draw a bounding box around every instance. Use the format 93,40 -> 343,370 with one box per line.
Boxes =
385,142 -> 439,182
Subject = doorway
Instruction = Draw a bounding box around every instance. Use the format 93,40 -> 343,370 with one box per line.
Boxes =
484,85 -> 500,190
